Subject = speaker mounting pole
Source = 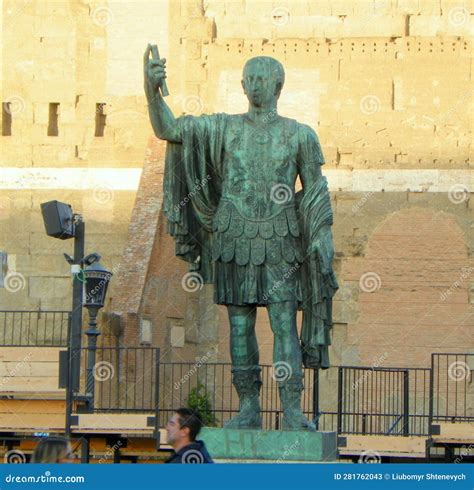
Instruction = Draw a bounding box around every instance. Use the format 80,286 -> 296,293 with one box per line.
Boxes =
70,214 -> 85,392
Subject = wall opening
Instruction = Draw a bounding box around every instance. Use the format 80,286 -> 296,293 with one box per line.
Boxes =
47,103 -> 60,136
2,103 -> 12,136
95,103 -> 106,137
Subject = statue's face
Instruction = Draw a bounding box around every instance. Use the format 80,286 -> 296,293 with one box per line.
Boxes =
241,60 -> 282,108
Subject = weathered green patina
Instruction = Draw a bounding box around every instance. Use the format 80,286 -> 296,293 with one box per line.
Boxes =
145,45 -> 338,431
199,427 -> 338,462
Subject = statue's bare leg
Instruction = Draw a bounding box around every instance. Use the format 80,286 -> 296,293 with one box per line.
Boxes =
224,304 -> 262,429
267,301 -> 315,431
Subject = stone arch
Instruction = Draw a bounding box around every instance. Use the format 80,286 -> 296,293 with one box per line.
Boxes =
346,207 -> 472,367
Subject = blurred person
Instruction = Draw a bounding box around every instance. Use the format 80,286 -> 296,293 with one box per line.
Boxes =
32,436 -> 75,463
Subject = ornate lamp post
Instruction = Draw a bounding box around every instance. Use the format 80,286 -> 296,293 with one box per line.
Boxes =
82,257 -> 113,409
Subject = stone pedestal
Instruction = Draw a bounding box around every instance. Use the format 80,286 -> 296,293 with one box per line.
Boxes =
200,428 -> 338,463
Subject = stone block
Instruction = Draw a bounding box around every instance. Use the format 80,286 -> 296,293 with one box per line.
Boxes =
181,0 -> 203,18
184,39 -> 201,60
33,103 -> 49,125
14,254 -> 69,278
308,1 -> 332,16
0,288 -> 40,310
342,15 -> 406,37
0,144 -> 33,166
224,0 -> 246,17
184,60 -> 207,82
29,276 -> 71,300
185,18 -> 214,39
314,16 -> 344,37
170,324 -> 185,348
271,17 -> 318,39
200,427 -> 338,462
396,0 -> 420,14
330,0 -> 354,15
59,104 -> 76,124
28,233 -> 69,256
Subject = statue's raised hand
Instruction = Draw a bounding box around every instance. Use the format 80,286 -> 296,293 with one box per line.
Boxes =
144,43 -> 167,100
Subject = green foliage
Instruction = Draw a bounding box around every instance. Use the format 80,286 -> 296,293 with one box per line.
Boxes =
186,382 -> 217,427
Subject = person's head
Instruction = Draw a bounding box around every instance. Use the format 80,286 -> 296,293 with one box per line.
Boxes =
241,56 -> 285,108
32,436 -> 74,463
166,408 -> 203,448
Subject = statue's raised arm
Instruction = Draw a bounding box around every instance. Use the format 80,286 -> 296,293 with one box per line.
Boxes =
144,44 -> 181,142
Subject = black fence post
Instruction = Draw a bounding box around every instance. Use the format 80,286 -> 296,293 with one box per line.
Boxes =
337,367 -> 343,434
428,354 -> 435,434
65,314 -> 73,436
312,368 -> 320,430
80,436 -> 90,463
155,348 -> 161,450
403,369 -> 409,436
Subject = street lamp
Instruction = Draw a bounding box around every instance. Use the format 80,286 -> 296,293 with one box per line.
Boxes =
82,256 -> 113,409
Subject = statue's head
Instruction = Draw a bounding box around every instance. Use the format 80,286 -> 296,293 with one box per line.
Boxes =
241,56 -> 285,108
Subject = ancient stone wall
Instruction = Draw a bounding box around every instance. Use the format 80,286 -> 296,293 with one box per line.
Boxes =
1,1 -> 472,370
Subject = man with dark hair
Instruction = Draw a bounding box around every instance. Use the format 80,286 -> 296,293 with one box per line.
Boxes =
165,408 -> 214,463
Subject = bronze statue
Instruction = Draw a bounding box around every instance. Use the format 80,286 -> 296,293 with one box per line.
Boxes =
144,44 -> 338,431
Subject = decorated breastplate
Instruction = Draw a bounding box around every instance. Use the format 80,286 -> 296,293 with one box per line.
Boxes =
211,115 -> 303,266
220,115 -> 299,220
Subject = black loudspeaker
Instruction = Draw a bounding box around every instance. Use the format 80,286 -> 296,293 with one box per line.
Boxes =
40,200 -> 75,240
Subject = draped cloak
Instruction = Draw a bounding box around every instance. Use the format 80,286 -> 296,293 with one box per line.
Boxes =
163,113 -> 338,369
